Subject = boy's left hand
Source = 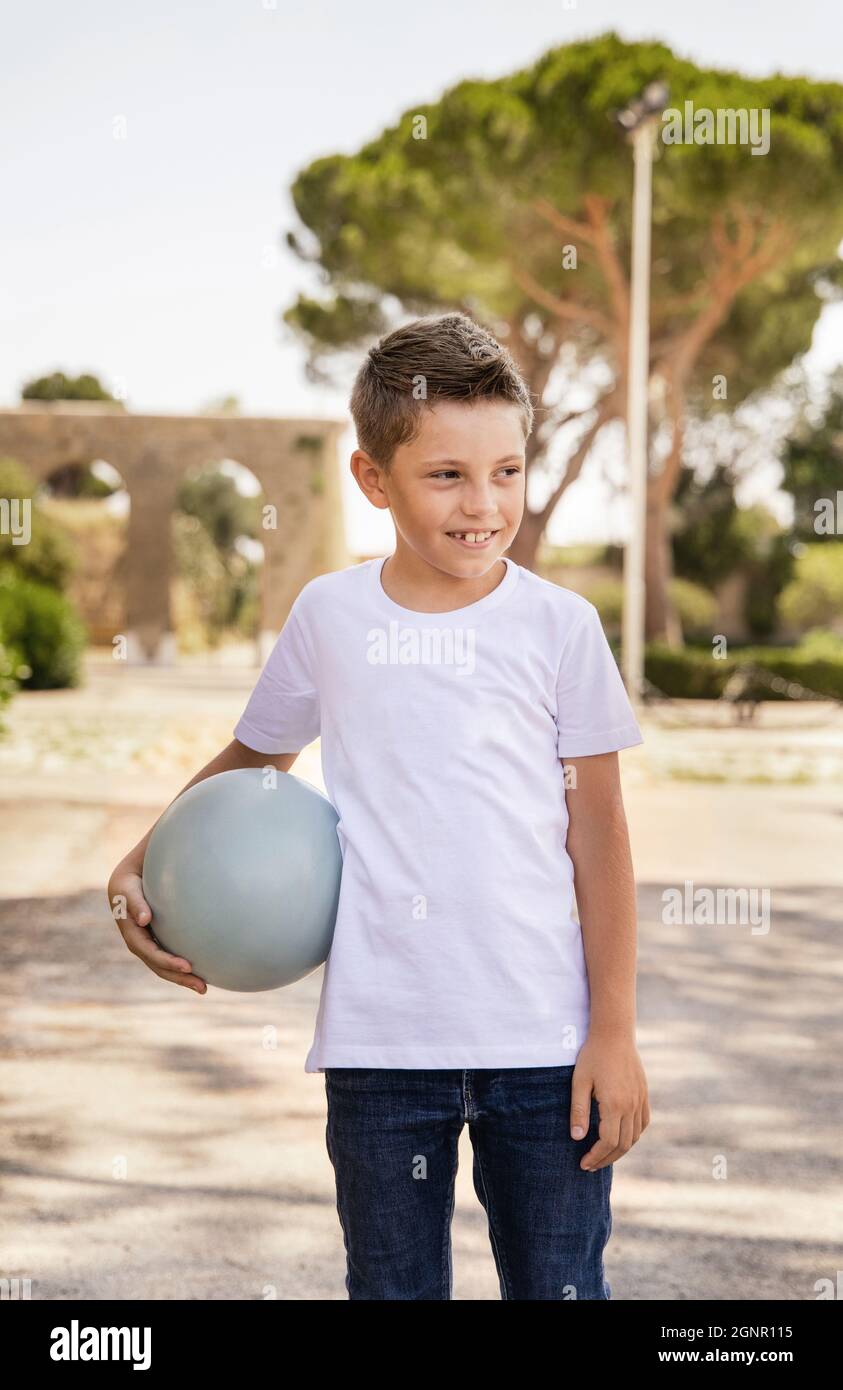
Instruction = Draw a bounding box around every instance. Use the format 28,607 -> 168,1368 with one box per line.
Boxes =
570,1034 -> 650,1171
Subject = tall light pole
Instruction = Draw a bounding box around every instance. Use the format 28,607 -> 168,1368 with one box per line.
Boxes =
615,81 -> 669,704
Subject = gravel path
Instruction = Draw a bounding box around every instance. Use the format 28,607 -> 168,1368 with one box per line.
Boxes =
1,658 -> 841,1299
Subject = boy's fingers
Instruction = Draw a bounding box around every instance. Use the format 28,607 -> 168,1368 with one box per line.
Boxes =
119,918 -> 194,974
570,1074 -> 593,1139
610,1112 -> 637,1163
581,1112 -> 622,1171
109,880 -> 153,928
583,1108 -> 642,1170
129,889 -> 152,926
153,967 -> 207,993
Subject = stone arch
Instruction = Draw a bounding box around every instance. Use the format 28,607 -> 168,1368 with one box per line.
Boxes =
0,403 -> 348,662
38,453 -> 130,648
172,453 -> 266,661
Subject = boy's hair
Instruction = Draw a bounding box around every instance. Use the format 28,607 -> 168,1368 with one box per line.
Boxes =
350,312 -> 534,469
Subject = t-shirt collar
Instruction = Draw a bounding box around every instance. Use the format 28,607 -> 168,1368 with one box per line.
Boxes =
368,553 -> 520,622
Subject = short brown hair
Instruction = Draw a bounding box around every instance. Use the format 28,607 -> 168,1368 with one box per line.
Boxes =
350,312 -> 534,468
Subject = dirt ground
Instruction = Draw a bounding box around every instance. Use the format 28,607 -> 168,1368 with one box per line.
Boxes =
1,654 -> 842,1300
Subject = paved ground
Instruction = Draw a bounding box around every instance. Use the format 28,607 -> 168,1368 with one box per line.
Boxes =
1,655 -> 841,1299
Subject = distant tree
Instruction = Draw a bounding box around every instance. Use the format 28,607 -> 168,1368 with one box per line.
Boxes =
283,32 -> 843,642
673,464 -> 755,589
176,472 -> 261,555
672,463 -> 793,638
780,365 -> 843,543
199,394 -> 242,416
41,462 -> 119,500
779,543 -> 843,631
0,456 -> 78,588
173,470 -> 263,645
21,371 -> 116,402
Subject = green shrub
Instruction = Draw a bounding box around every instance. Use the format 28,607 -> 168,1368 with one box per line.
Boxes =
0,637 -> 27,732
0,568 -> 87,689
669,578 -> 717,638
645,644 -> 728,699
0,455 -> 79,588
778,543 -> 843,631
794,629 -> 843,660
21,371 -> 115,402
645,641 -> 843,701
585,577 -> 717,640
584,578 -> 623,632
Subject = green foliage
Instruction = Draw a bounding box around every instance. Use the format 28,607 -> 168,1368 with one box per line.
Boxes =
284,32 -> 843,409
586,575 -> 716,638
0,637 -> 24,731
672,464 -> 793,637
174,472 -> 263,646
673,465 -> 756,587
176,471 -> 262,556
42,461 -> 119,500
795,628 -> 843,659
645,641 -> 843,701
0,568 -> 86,688
284,32 -> 843,643
584,578 -> 623,630
670,578 -> 718,637
200,394 -> 241,415
780,365 -> 843,541
743,533 -> 795,639
21,371 -> 116,402
778,542 -> 843,629
0,456 -> 78,589
541,543 -> 609,568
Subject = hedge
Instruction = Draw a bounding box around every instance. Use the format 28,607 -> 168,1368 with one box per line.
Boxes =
0,568 -> 87,689
644,643 -> 843,702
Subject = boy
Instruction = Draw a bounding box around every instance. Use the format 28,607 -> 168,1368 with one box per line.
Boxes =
108,312 -> 650,1301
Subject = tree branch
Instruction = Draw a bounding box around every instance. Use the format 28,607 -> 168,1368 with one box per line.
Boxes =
582,193 -> 630,354
532,196 -> 597,246
510,262 -> 614,337
533,388 -> 622,526
654,213 -> 796,386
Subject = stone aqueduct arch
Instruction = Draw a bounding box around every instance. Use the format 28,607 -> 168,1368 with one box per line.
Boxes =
0,403 -> 349,663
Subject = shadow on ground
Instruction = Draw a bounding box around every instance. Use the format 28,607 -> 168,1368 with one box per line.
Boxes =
0,881 -> 840,1300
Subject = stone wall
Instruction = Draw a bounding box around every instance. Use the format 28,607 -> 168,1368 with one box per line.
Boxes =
0,404 -> 349,662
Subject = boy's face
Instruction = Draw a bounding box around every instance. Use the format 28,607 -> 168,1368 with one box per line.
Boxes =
354,399 -> 526,576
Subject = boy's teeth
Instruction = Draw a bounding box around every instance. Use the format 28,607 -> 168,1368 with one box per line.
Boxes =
452,531 -> 492,543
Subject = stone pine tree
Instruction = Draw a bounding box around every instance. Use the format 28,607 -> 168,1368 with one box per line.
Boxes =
780,364 -> 843,543
282,32 -> 843,641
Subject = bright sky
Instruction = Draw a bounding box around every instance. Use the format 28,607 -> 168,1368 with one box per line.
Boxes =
3,1 -> 842,552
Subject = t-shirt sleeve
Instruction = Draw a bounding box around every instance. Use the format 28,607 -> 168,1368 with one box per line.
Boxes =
555,601 -> 643,757
233,603 -> 320,754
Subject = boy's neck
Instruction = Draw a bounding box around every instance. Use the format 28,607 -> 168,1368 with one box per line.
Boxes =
380,544 -> 508,613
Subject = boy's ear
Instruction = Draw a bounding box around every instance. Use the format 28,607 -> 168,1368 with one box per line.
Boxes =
350,449 -> 391,510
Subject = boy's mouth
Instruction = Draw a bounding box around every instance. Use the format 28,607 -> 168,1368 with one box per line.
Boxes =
446,529 -> 501,548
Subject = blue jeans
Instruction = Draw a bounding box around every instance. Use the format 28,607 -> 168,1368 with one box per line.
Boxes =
324,1065 -> 613,1300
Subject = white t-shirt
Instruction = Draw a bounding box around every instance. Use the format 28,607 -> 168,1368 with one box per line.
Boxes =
233,555 -> 643,1072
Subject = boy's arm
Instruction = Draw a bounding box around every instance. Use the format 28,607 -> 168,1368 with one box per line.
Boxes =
107,739 -> 301,993
564,750 -> 650,1169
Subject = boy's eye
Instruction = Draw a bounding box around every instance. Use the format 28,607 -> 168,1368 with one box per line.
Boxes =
429,466 -> 522,481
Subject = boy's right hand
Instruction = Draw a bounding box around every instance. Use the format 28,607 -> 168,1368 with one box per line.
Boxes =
107,861 -> 207,994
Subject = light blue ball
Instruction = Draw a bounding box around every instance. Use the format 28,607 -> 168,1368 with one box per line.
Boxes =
142,768 -> 342,992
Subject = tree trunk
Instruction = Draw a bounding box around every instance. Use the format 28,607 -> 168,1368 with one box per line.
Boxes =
507,511 -> 545,570
645,484 -> 682,645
